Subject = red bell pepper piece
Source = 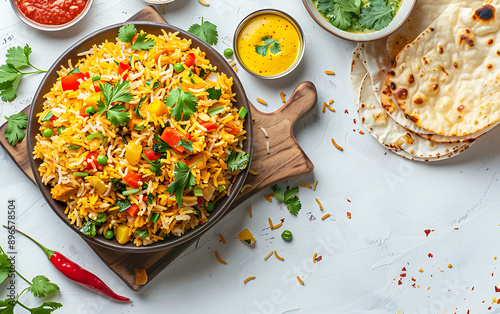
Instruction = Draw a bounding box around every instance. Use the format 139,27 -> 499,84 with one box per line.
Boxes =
123,170 -> 143,188
7,227 -> 129,302
117,62 -> 130,81
184,53 -> 196,68
61,72 -> 89,91
86,151 -> 103,170
200,121 -> 217,131
160,127 -> 191,152
126,204 -> 140,217
226,125 -> 240,135
144,149 -> 161,161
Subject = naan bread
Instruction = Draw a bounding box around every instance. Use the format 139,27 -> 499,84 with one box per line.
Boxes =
350,47 -> 472,161
388,2 -> 500,136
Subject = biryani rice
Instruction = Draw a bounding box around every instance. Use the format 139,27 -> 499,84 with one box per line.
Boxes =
33,28 -> 248,246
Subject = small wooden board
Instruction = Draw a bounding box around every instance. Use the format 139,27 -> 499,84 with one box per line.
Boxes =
0,6 -> 316,290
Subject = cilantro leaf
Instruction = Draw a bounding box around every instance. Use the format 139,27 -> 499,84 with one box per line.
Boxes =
164,88 -> 198,121
167,161 -> 196,206
0,64 -> 20,84
6,45 -> 32,70
147,193 -> 155,204
97,81 -> 133,126
116,199 -> 132,212
359,0 -> 393,31
26,301 -> 63,314
95,213 -> 107,224
271,185 -> 284,202
107,104 -> 131,126
4,112 -> 28,146
153,134 -> 169,154
255,36 -> 281,57
316,0 -> 335,12
146,79 -> 161,89
131,33 -> 156,51
135,230 -> 149,238
80,220 -> 96,238
110,177 -> 126,193
177,138 -> 193,153
0,76 -> 23,102
327,5 -> 355,30
0,299 -> 14,314
118,24 -> 137,43
337,0 -> 361,16
206,87 -> 221,100
226,151 -> 250,172
188,18 -> 218,45
133,96 -> 147,120
0,247 -> 12,285
28,275 -> 60,298
271,184 -> 302,216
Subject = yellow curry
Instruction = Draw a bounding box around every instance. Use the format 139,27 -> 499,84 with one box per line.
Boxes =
236,13 -> 302,77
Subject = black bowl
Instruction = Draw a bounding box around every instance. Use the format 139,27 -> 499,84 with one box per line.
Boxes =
27,22 -> 253,253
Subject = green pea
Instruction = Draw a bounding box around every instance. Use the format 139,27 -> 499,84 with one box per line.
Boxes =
92,74 -> 101,82
150,165 -> 158,173
281,230 -> 292,241
223,48 -> 234,58
57,127 -> 67,135
43,129 -> 53,138
85,106 -> 96,116
96,155 -> 107,166
174,62 -> 184,73
104,229 -> 114,240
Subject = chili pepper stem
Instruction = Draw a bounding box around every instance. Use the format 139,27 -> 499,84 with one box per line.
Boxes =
2,225 -> 55,259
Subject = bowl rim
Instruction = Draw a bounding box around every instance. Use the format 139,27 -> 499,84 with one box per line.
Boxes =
9,0 -> 94,31
26,21 -> 253,253
232,8 -> 306,79
302,0 -> 417,42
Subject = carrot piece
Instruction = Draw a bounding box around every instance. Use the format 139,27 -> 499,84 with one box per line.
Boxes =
331,138 -> 344,151
135,268 -> 148,285
215,250 -> 227,265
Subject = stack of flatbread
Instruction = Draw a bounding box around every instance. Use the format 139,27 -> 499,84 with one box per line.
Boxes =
351,0 -> 500,161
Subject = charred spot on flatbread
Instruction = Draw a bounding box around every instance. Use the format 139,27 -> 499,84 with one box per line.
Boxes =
458,29 -> 475,47
473,4 -> 495,22
394,88 -> 408,100
405,114 -> 418,123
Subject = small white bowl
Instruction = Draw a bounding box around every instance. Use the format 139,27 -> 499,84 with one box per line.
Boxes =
9,0 -> 93,31
302,0 -> 416,42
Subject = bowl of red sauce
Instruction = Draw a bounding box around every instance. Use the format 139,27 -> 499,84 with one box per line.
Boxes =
10,0 -> 93,31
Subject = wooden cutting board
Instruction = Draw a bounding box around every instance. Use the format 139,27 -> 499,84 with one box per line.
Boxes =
0,6 -> 316,291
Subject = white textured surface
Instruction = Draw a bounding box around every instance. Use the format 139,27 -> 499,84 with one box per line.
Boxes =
1,1 -> 500,313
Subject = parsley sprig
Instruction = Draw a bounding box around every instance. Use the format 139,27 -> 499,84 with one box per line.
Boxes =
188,18 -> 218,45
255,36 -> 282,57
0,44 -> 46,101
0,245 -> 62,313
4,112 -> 28,146
164,88 -> 198,121
271,185 -> 302,216
167,161 -> 197,206
118,24 -> 156,51
96,81 -> 134,126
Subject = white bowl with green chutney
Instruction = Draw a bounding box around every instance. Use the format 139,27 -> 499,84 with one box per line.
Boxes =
233,9 -> 305,79
303,0 -> 416,42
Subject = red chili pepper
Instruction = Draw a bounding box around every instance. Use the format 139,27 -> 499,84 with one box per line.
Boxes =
184,53 -> 196,68
200,121 -> 217,131
123,170 -> 143,188
8,227 -> 129,302
86,151 -> 103,171
144,149 -> 161,161
61,72 -> 89,91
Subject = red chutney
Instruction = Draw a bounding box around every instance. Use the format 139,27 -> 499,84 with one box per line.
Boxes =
16,0 -> 88,25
